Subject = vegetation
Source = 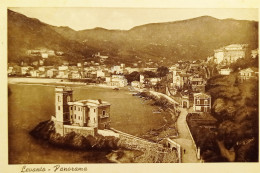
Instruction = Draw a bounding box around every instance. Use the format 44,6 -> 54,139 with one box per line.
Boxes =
230,55 -> 258,72
125,71 -> 140,84
157,66 -> 169,78
202,72 -> 259,162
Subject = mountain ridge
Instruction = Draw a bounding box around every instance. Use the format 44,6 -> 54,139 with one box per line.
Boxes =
8,9 -> 258,66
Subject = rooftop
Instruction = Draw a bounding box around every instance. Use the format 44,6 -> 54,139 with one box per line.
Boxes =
68,99 -> 110,107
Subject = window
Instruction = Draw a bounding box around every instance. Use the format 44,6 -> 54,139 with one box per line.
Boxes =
78,116 -> 80,120
94,109 -> 95,113
75,106 -> 76,110
70,107 -> 72,110
75,114 -> 76,119
103,110 -> 106,116
196,99 -> 200,105
58,106 -> 60,110
78,107 -> 80,111
58,96 -> 61,102
204,100 -> 208,105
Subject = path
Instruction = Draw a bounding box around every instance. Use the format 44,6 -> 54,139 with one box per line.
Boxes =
173,108 -> 200,163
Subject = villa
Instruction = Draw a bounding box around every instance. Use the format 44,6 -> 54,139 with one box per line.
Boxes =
52,87 -> 111,137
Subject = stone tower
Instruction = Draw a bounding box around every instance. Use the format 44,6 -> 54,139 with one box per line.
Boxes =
55,87 -> 73,125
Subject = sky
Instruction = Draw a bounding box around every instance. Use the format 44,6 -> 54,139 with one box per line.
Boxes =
9,8 -> 258,31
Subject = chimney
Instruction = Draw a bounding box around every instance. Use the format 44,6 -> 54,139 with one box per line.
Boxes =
98,99 -> 102,104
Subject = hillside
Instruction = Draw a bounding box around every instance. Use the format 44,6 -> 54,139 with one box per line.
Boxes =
8,10 -> 94,64
8,10 -> 258,66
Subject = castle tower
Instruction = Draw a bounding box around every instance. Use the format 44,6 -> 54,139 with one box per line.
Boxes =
55,87 -> 73,124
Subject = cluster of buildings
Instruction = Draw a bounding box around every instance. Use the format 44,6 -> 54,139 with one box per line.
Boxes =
8,62 -> 131,87
27,49 -> 64,59
167,61 -> 208,94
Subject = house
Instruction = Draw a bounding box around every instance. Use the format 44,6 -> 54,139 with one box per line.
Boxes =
46,69 -> 58,78
251,49 -> 258,58
41,53 -> 48,59
21,66 -> 31,75
106,75 -> 128,87
54,87 -> 110,131
95,52 -> 109,60
58,65 -> 69,71
77,63 -> 82,67
97,70 -> 105,78
131,81 -> 142,88
213,44 -> 250,65
30,70 -> 40,77
111,65 -> 124,74
57,70 -> 69,79
148,77 -> 161,86
171,69 -> 187,89
238,68 -> 258,82
193,93 -> 211,113
190,77 -> 206,92
125,67 -> 141,74
38,71 -> 46,78
8,66 -> 14,76
219,68 -> 232,75
69,71 -> 82,79
38,67 -> 45,72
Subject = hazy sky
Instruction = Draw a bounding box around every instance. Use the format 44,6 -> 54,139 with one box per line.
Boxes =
10,8 -> 258,30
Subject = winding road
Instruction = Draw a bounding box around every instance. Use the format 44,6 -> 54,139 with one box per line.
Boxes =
173,108 -> 200,163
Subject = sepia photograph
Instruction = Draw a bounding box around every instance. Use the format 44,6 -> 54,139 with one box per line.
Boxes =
7,7 -> 259,165
1,1 -> 260,172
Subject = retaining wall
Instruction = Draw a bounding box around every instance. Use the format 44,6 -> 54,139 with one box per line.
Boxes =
110,128 -> 167,152
185,115 -> 202,160
164,138 -> 182,163
63,125 -> 96,137
52,116 -> 96,137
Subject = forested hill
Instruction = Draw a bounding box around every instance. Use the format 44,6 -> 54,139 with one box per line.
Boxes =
8,9 -> 258,65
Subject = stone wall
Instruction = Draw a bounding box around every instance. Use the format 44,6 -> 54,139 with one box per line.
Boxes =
52,116 -> 96,137
185,116 -> 202,161
63,125 -> 96,137
163,138 -> 182,163
110,128 -> 167,152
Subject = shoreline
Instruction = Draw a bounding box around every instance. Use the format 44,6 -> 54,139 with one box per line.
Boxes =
10,77 -> 179,163
8,77 -> 119,89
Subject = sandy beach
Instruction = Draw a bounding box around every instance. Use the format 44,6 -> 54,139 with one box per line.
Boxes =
8,77 -> 117,89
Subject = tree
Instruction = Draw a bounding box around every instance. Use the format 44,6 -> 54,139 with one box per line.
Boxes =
125,71 -> 140,84
157,66 -> 169,78
206,73 -> 258,162
143,71 -> 157,78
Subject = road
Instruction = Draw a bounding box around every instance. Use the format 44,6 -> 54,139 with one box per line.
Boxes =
173,108 -> 200,163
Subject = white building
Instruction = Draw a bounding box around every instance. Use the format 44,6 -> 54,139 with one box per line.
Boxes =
238,68 -> 258,82
111,65 -> 124,74
106,75 -> 128,87
53,87 -> 111,136
193,93 -> 211,113
219,68 -> 232,75
131,81 -> 142,88
97,70 -> 105,78
214,44 -> 250,65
